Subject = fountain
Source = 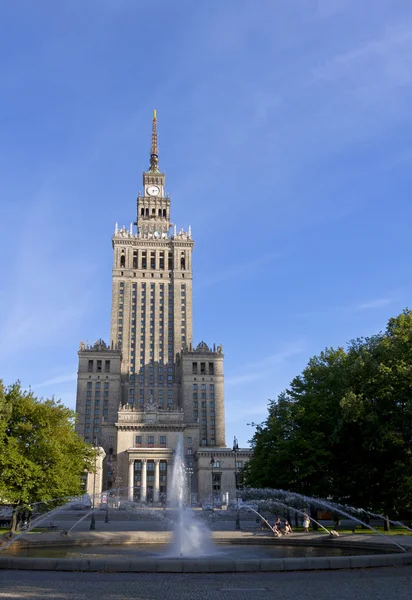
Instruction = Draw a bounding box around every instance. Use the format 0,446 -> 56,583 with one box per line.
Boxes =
1,463 -> 412,572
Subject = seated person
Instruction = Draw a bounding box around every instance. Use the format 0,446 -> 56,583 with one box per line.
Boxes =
273,517 -> 283,536
283,520 -> 293,534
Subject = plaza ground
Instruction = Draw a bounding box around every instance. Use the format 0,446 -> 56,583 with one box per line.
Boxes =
1,567 -> 412,599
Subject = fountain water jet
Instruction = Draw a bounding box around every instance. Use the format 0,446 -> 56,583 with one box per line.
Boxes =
167,434 -> 215,557
240,488 -> 407,552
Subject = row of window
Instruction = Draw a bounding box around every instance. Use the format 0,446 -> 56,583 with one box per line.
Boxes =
192,362 -> 214,375
88,359 -> 110,373
87,382 -> 110,389
120,249 -> 176,270
135,435 -> 167,446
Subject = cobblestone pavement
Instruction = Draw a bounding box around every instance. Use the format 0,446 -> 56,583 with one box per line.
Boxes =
1,567 -> 412,600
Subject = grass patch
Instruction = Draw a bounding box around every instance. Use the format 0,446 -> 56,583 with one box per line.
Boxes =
0,527 -> 45,535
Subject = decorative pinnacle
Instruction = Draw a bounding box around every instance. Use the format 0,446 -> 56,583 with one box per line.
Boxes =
149,109 -> 159,172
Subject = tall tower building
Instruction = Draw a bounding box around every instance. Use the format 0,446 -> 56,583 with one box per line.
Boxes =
110,109 -> 194,410
75,112 -> 250,504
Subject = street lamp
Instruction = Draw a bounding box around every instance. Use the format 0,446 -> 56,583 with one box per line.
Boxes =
210,456 -> 215,510
233,436 -> 240,530
90,437 -> 98,531
185,467 -> 194,506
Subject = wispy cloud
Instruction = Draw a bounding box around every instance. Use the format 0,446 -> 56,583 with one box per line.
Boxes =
226,341 -> 305,386
32,372 -> 77,390
356,297 -> 393,310
196,252 -> 282,291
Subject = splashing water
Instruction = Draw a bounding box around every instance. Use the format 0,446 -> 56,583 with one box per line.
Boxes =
347,506 -> 412,533
168,434 -> 215,557
240,488 -> 407,552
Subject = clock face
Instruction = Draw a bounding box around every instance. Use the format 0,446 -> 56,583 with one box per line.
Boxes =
147,185 -> 160,196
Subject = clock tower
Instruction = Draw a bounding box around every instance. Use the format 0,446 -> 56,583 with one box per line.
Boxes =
137,110 -> 171,238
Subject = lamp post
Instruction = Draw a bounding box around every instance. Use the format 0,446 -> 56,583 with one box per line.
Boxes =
233,436 -> 240,530
210,456 -> 215,510
90,437 -> 98,531
105,493 -> 109,524
185,467 -> 194,506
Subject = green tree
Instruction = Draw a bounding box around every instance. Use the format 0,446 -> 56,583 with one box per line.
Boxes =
244,310 -> 412,520
0,381 -> 96,532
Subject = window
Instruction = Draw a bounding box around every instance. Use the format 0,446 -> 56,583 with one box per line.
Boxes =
109,436 -> 114,443
97,360 -> 102,372
201,439 -> 207,446
192,384 -> 198,391
212,472 -> 221,493
88,360 -> 93,372
135,435 -> 142,445
187,448 -> 192,455
192,362 -> 198,374
209,362 -> 214,375
212,460 -> 220,468
210,439 -> 216,446
200,362 -> 205,374
104,382 -> 109,389
87,382 -> 92,389
148,435 -> 154,445
159,435 -> 167,446
236,461 -> 243,469
187,437 -> 192,444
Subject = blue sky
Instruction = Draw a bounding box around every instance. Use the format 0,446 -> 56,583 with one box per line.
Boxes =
1,0 -> 412,448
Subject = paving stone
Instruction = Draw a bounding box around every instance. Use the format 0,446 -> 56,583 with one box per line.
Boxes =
82,559 -> 106,571
328,556 -> 352,569
32,558 -> 59,571
306,557 -> 330,570
368,554 -> 393,567
283,558 -> 312,571
182,559 -> 210,572
349,556 -> 372,569
104,558 -> 131,572
155,559 -> 183,572
259,559 -> 284,571
208,559 -> 236,572
235,559 -> 261,572
9,557 -> 35,570
129,559 -> 153,572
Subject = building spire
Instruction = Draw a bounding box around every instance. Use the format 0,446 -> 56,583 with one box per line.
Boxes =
149,109 -> 159,172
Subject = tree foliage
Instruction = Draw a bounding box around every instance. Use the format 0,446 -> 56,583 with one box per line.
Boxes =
244,310 -> 412,514
0,382 -> 96,514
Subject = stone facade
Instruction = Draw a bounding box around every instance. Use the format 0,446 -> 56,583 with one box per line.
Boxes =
75,112 -> 251,502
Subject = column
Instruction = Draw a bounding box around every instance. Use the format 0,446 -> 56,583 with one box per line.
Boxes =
154,459 -> 160,502
128,459 -> 134,501
141,459 -> 147,503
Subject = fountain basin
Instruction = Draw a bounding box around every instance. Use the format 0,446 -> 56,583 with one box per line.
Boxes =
2,531 -> 411,572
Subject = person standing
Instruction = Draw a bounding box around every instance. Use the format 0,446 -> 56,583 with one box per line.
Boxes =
303,513 -> 310,532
